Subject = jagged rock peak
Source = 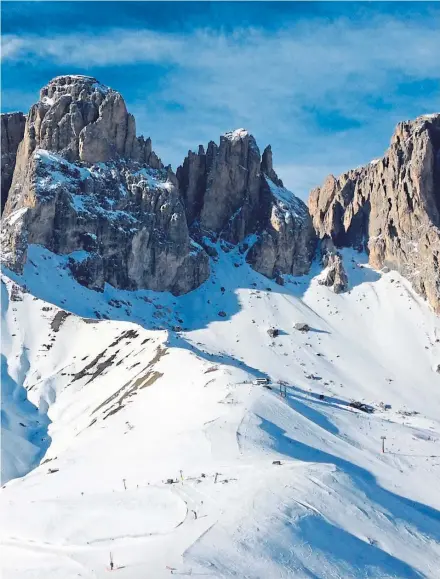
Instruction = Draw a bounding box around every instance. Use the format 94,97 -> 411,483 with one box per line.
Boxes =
309,113 -> 440,312
392,113 -> 440,144
221,128 -> 260,155
177,129 -> 316,279
261,145 -> 283,188
1,112 -> 26,213
177,127 -> 262,235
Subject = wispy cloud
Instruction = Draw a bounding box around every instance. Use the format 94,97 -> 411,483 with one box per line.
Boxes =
2,29 -> 184,66
2,13 -> 439,197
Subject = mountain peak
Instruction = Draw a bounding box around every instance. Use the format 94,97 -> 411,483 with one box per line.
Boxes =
3,74 -> 163,172
224,128 -> 249,141
39,74 -> 112,105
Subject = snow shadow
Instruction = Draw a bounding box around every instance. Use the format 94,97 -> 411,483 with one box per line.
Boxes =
345,254 -> 381,287
282,389 -> 340,436
258,416 -> 440,546
1,353 -> 52,483
297,516 -> 423,579
306,327 -> 331,334
167,334 -> 268,380
3,243 -> 384,336
288,384 -> 354,414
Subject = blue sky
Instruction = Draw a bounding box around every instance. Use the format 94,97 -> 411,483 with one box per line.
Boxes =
2,1 -> 440,198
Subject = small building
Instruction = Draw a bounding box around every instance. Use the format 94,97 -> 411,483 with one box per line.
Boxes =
254,377 -> 270,385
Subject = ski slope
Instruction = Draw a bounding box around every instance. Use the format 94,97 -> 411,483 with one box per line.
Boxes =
1,242 -> 440,578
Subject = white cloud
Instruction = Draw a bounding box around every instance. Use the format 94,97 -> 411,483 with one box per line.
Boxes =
1,36 -> 25,60
3,19 -> 439,83
1,29 -> 184,66
3,15 -> 439,198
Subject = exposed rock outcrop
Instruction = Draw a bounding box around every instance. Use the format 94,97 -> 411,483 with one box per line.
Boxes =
319,252 -> 349,294
178,129 -> 316,278
294,322 -> 310,332
261,145 -> 283,188
245,177 -> 316,278
309,114 -> 440,312
1,112 -> 26,213
199,129 -> 262,240
178,129 -> 262,241
1,75 -> 208,295
176,144 -> 211,225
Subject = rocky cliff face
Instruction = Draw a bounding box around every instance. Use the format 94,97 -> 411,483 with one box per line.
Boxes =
1,112 -> 26,213
1,75 -> 208,295
2,76 -> 314,296
309,114 -> 440,312
177,129 -> 316,278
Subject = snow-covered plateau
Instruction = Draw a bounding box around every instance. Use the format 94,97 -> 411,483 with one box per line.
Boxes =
2,242 -> 440,578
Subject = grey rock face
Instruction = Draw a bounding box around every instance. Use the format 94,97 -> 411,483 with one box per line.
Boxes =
245,176 -> 316,278
177,129 -> 262,242
200,129 -> 262,240
309,114 -> 440,312
267,327 -> 279,338
178,129 -> 316,279
261,145 -> 283,188
3,152 -> 208,295
2,76 -> 208,296
176,144 -> 210,225
319,252 -> 349,294
1,112 -> 26,213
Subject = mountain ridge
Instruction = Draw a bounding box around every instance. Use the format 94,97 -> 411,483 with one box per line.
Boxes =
1,75 -> 439,312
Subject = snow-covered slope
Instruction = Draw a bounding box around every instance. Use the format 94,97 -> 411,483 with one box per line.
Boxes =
2,243 -> 440,578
